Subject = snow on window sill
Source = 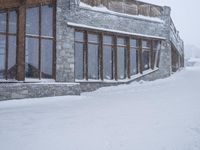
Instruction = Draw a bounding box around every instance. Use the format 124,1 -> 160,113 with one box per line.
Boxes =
75,68 -> 159,83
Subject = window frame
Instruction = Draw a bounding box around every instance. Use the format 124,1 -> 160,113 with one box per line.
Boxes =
25,4 -> 56,80
74,28 -> 162,82
0,9 -> 18,80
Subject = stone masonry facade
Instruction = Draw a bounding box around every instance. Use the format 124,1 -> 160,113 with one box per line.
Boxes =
0,0 -> 184,100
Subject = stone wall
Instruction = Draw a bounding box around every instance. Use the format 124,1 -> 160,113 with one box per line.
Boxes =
0,83 -> 80,101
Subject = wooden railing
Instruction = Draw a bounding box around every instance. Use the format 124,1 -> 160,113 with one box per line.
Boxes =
81,0 -> 163,17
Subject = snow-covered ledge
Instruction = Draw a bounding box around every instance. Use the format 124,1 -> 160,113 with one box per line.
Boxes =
78,2 -> 164,24
76,68 -> 159,83
67,22 -> 166,40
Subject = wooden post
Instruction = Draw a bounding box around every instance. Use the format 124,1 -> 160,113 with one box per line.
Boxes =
16,5 -> 26,81
139,38 -> 143,74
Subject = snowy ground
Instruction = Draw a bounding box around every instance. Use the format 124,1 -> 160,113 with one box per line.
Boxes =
1,59 -> 200,150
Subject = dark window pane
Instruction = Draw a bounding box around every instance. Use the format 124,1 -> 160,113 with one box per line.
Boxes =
88,34 -> 98,43
8,11 -> 17,34
41,5 -> 53,37
0,55 -> 5,79
117,47 -> 126,79
75,32 -> 84,42
7,36 -> 16,79
88,44 -> 99,79
25,38 -> 39,78
156,49 -> 161,67
26,7 -> 39,35
0,35 -> 6,79
130,39 -> 137,47
103,46 -> 112,79
142,40 -> 151,48
0,13 -> 6,32
75,43 -> 84,80
142,51 -> 150,71
41,39 -> 53,79
130,48 -> 138,75
103,35 -> 112,44
0,35 -> 6,54
117,38 -> 126,45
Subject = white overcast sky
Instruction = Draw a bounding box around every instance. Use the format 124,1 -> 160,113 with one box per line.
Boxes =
142,0 -> 200,47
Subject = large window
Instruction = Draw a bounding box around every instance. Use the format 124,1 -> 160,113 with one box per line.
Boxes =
0,11 -> 17,80
74,30 -> 161,81
103,35 -> 113,80
130,39 -> 139,76
117,37 -> 126,79
142,40 -> 151,71
152,40 -> 161,68
88,33 -> 99,79
26,5 -> 54,79
75,31 -> 85,80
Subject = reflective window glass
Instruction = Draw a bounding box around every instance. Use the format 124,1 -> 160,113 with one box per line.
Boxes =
26,7 -> 39,35
75,43 -> 84,80
75,32 -> 84,42
103,46 -> 112,79
41,5 -> 53,37
0,13 -> 6,32
117,47 -> 126,79
130,48 -> 138,75
41,39 -> 53,78
8,11 -> 17,34
88,34 -> 98,43
88,44 -> 99,79
25,38 -> 39,78
7,36 -> 16,79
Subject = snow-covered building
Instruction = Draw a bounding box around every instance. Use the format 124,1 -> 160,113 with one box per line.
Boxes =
0,0 -> 184,100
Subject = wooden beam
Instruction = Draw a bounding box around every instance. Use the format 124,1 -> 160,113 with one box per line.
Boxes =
0,0 -> 21,9
16,5 -> 26,81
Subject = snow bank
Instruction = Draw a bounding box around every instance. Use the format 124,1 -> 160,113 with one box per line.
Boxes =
1,58 -> 200,150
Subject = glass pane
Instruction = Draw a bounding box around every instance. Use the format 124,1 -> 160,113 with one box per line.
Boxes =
7,36 -> 16,79
142,40 -> 151,48
103,46 -> 112,80
88,44 -> 99,79
0,35 -> 5,79
88,34 -> 98,43
117,38 -> 125,45
26,7 -> 39,35
8,11 -> 17,34
41,5 -> 53,37
156,49 -> 161,67
0,55 -> 5,79
75,43 -> 84,80
130,39 -> 138,47
117,47 -> 126,79
142,51 -> 150,71
130,48 -> 138,75
153,40 -> 161,50
0,12 -> 6,32
0,35 -> 6,54
25,38 -> 39,78
41,39 -> 53,79
75,32 -> 84,42
103,36 -> 112,44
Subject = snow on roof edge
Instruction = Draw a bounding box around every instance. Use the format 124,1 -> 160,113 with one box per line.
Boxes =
67,22 -> 166,40
79,2 -> 164,24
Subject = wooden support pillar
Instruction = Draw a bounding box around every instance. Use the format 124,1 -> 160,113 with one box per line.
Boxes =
139,38 -> 143,74
16,5 -> 26,81
100,33 -> 103,81
127,37 -> 131,79
150,39 -> 154,70
114,35 -> 118,81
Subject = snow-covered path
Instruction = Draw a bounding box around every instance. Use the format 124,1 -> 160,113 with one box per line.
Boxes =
1,59 -> 200,150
